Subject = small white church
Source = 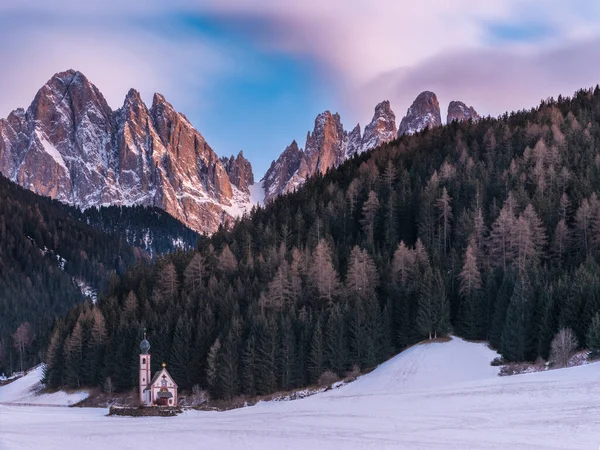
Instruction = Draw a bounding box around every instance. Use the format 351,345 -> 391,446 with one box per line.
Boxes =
139,334 -> 178,407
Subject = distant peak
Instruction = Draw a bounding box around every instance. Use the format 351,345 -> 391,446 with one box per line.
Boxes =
47,69 -> 86,86
416,91 -> 438,101
126,88 -> 142,100
123,88 -> 143,107
53,68 -> 78,78
374,100 -> 393,113
360,100 -> 397,154
398,91 -> 441,136
287,140 -> 300,152
447,101 -> 480,123
150,93 -> 177,120
152,92 -> 168,107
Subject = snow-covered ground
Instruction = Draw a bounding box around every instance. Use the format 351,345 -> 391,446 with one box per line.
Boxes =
1,338 -> 599,450
0,365 -> 88,407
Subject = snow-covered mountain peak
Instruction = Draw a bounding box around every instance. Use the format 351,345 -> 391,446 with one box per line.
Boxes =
398,91 -> 442,136
345,124 -> 362,158
361,100 -> 397,153
0,70 -> 258,234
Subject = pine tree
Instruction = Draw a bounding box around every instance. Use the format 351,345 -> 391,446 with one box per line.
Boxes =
278,315 -> 297,390
392,241 -> 414,286
513,216 -> 536,273
308,321 -> 325,383
325,304 -> 348,376
360,190 -> 380,247
460,242 -> 482,296
419,172 -> 439,251
308,240 -> 340,305
242,334 -> 257,396
417,268 -> 449,339
384,190 -> 398,247
170,316 -> 192,390
289,248 -> 304,304
346,179 -> 360,215
255,317 -> 277,395
44,322 -> 65,388
489,196 -> 516,271
586,313 -> 600,359
218,244 -> 238,273
219,318 -> 242,400
521,204 -> 547,258
184,253 -> 205,295
88,309 -> 107,385
157,263 -> 178,300
417,268 -> 435,340
551,219 -> 571,264
472,207 -> 487,267
63,320 -> 83,388
432,269 -> 451,338
345,246 -> 378,301
575,198 -> 593,255
206,337 -> 221,398
501,275 -> 533,362
459,242 -> 484,339
536,286 -> 559,359
436,187 -> 453,255
265,262 -> 292,311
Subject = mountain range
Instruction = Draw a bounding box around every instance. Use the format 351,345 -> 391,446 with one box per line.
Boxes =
0,70 -> 479,233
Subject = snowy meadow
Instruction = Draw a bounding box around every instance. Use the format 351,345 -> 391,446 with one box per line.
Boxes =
1,337 -> 599,450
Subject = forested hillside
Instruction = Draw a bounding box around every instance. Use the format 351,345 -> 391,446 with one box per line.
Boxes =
0,175 -> 198,375
0,175 -> 136,374
44,88 -> 600,398
82,205 -> 198,256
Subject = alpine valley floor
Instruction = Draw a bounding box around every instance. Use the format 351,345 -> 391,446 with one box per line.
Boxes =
1,337 -> 599,450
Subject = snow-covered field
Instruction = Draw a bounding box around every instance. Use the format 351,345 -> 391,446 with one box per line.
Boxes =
2,338 -> 599,450
0,366 -> 88,407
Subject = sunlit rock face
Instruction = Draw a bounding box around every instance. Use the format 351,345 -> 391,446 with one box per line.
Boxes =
0,70 -> 256,234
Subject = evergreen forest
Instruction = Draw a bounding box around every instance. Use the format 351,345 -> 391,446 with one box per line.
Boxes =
0,175 -> 198,375
43,88 -> 600,399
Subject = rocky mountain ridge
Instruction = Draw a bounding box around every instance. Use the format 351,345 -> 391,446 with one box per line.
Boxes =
262,92 -> 479,202
0,69 -> 480,227
0,70 -> 257,234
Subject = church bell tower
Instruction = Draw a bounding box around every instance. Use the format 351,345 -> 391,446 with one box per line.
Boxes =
139,331 -> 151,405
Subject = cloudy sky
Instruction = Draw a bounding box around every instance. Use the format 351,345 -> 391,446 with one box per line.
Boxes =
2,1 -> 600,176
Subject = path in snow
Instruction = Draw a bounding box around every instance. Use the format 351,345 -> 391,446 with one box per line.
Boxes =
1,337 -> 599,450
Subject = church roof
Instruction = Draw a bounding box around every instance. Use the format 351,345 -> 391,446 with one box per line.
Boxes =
144,367 -> 178,391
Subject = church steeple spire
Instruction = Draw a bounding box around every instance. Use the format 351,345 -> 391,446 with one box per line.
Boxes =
140,329 -> 150,354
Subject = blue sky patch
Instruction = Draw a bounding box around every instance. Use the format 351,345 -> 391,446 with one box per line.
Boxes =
486,21 -> 557,45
